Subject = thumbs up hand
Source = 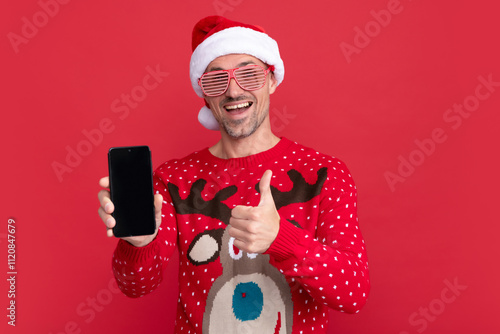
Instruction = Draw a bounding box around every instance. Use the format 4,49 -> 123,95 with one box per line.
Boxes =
229,170 -> 280,254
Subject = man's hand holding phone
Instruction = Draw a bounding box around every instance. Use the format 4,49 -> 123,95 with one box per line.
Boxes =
97,176 -> 163,247
97,146 -> 162,247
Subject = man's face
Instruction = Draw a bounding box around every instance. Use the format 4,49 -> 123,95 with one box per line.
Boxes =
203,54 -> 278,139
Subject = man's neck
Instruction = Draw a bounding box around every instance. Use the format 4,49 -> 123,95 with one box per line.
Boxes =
209,129 -> 280,159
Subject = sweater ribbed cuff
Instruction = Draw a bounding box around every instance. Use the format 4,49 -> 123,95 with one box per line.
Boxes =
115,237 -> 160,265
265,217 -> 305,262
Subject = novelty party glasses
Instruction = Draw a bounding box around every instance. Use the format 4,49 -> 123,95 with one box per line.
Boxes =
198,64 -> 275,97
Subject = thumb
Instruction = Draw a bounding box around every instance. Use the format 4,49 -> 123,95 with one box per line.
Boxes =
258,170 -> 274,207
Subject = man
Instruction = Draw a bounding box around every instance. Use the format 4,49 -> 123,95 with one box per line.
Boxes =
98,16 -> 369,333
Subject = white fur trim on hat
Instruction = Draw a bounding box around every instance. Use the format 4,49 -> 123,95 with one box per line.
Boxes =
190,26 -> 285,98
198,106 -> 220,130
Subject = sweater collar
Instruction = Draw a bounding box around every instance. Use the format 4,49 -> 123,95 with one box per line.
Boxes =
199,137 -> 293,168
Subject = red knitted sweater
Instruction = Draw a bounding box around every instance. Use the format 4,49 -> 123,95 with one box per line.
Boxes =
112,137 -> 370,333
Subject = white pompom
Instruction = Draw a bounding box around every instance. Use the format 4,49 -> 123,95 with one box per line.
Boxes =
198,106 -> 220,131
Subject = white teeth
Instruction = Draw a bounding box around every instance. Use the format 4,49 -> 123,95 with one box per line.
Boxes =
225,102 -> 250,110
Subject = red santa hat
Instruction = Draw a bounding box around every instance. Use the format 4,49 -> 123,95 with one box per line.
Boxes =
190,16 -> 285,130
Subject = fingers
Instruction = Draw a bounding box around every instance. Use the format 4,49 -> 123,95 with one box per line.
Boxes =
98,176 -> 115,237
227,221 -> 271,254
228,170 -> 280,254
97,176 -> 113,217
231,205 -> 254,220
259,169 -> 272,191
99,176 -> 109,188
229,216 -> 254,232
227,225 -> 247,243
154,194 -> 163,214
154,194 -> 163,230
106,226 -> 115,238
98,177 -> 162,242
97,204 -> 115,238
258,170 -> 274,207
98,189 -> 114,212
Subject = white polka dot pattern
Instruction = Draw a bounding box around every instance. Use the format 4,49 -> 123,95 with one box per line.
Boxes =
111,138 -> 370,333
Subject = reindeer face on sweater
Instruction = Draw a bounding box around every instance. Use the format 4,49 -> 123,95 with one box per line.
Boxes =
168,167 -> 328,333
188,226 -> 292,333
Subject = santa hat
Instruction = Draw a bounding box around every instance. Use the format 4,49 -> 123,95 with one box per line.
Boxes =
190,16 -> 285,130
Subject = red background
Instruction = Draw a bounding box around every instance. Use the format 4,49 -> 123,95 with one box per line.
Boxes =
2,0 -> 499,333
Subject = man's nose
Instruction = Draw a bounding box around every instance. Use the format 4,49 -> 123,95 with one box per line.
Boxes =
225,78 -> 245,97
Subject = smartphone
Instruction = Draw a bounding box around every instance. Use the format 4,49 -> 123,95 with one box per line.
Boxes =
108,145 -> 156,237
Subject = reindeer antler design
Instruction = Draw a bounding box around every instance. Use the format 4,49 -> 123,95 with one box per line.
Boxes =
168,179 -> 237,225
256,167 -> 328,210
171,168 -> 327,266
168,179 -> 237,266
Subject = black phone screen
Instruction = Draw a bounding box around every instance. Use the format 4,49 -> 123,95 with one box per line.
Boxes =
108,146 -> 156,237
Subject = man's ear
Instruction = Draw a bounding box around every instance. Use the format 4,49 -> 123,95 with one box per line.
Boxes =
268,72 -> 278,95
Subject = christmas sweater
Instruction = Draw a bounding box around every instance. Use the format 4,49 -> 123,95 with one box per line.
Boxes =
112,137 -> 370,334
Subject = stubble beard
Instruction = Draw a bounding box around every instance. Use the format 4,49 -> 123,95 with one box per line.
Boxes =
221,104 -> 269,139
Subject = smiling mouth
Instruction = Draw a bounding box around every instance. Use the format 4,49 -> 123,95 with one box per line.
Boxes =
224,102 -> 253,112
